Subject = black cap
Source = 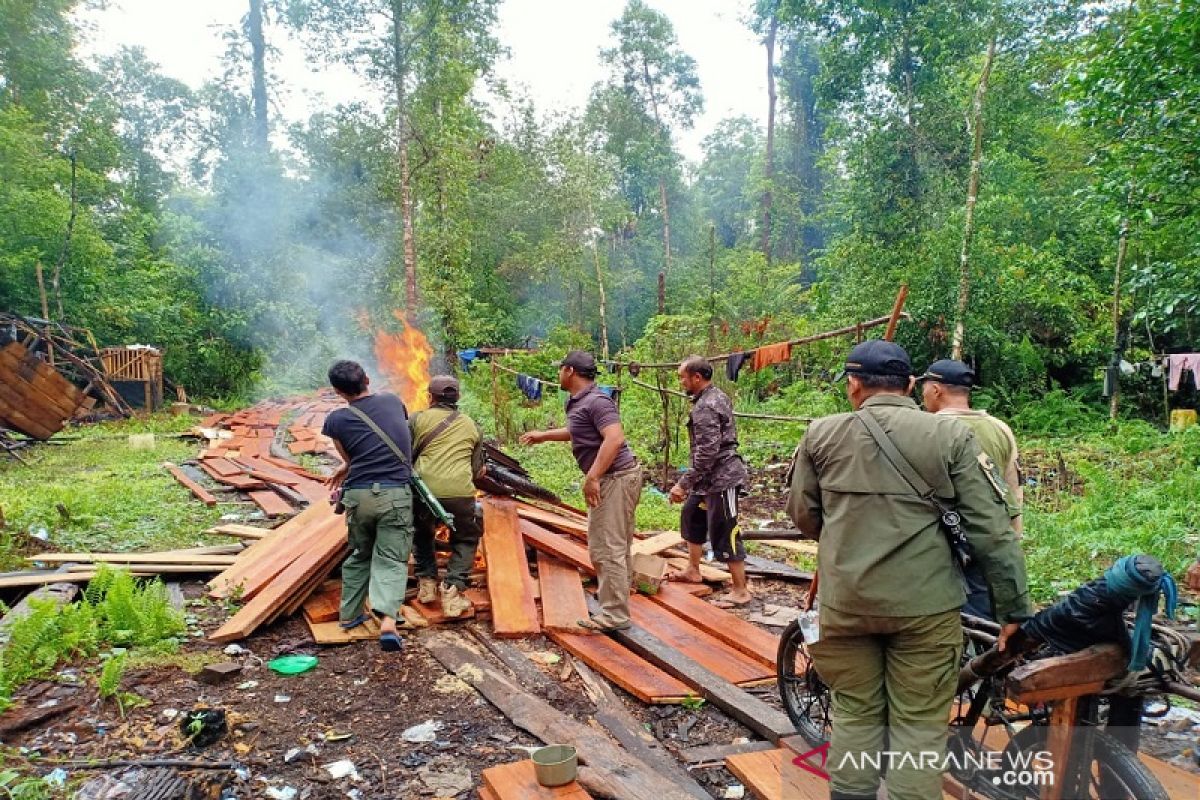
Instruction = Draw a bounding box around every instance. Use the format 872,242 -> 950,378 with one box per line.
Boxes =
429,375 -> 459,397
918,359 -> 976,388
838,339 -> 912,379
560,350 -> 597,376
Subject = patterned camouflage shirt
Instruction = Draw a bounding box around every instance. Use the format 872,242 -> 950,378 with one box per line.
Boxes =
679,385 -> 748,495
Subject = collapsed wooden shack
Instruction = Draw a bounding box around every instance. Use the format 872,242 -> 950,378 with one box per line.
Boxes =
0,313 -> 132,442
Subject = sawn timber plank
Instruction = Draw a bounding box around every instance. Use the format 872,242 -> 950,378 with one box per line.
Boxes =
647,583 -> 778,670
302,579 -> 342,624
482,497 -> 540,637
724,748 -> 833,800
546,629 -> 692,704
165,463 -> 217,507
536,551 -> 589,632
628,594 -> 774,686
520,520 -> 594,574
247,489 -> 295,517
482,760 -> 592,799
515,503 -> 588,540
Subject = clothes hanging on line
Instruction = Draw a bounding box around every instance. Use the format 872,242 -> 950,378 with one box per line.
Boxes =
1167,354 -> 1200,391
726,351 -> 751,381
751,341 -> 792,371
457,348 -> 480,370
516,374 -> 543,402
598,385 -> 621,402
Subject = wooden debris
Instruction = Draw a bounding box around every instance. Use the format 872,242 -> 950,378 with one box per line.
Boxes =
647,583 -> 778,671
420,631 -> 707,800
536,552 -> 588,632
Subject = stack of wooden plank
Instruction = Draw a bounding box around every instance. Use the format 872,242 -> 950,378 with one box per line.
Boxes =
0,545 -> 248,590
478,496 -> 779,705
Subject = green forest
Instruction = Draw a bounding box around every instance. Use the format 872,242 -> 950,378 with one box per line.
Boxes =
2,0 -> 1197,408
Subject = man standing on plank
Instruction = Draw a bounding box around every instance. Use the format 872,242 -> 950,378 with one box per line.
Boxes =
668,355 -> 751,606
323,360 -> 414,652
919,358 -> 1024,620
410,375 -> 486,618
785,340 -> 1030,800
521,350 -> 642,632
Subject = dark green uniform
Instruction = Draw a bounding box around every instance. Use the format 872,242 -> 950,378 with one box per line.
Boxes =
786,394 -> 1032,800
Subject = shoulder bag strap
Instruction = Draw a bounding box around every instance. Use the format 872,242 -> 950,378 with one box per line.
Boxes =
346,404 -> 408,465
856,410 -> 941,508
412,410 -> 461,461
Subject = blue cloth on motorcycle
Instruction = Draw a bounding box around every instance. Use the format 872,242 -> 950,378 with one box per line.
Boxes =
1104,554 -> 1178,671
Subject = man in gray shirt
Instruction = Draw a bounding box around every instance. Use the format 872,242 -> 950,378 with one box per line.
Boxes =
521,350 -> 642,632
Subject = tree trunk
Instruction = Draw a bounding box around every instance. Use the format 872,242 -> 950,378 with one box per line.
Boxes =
761,9 -> 778,265
951,36 -> 996,361
658,178 -> 671,314
591,241 -> 610,360
247,0 -> 269,151
391,1 -> 418,313
51,151 -> 77,320
1110,214 -> 1130,421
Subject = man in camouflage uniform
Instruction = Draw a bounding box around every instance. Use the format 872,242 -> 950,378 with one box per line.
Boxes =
786,340 -> 1031,800
919,358 -> 1024,620
669,356 -> 751,605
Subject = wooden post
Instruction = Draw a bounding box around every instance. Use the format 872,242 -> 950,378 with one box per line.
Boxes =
884,284 -> 909,342
490,358 -> 502,442
34,261 -> 54,366
1041,696 -> 1080,800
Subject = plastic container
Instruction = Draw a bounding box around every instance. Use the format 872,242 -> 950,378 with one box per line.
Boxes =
532,744 -> 578,787
268,655 -> 318,675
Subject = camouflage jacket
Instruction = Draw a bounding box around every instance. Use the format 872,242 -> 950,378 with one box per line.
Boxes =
679,385 -> 748,495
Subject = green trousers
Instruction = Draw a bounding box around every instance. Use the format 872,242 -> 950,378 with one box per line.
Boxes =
413,495 -> 482,590
808,607 -> 962,800
339,484 -> 414,622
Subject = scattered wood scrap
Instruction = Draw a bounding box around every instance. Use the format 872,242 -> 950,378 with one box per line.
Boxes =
482,759 -> 592,799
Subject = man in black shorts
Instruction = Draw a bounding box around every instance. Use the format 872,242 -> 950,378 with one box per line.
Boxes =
668,356 -> 751,606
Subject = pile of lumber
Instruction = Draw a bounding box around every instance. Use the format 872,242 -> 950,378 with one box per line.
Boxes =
479,495 -> 781,706
0,545 -> 248,590
167,396 -> 336,517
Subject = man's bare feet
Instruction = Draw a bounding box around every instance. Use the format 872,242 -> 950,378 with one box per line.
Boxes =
712,590 -> 752,608
669,567 -> 704,584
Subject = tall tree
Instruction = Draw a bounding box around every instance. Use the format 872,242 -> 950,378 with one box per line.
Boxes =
754,0 -> 781,266
598,0 -> 702,313
247,0 -> 270,152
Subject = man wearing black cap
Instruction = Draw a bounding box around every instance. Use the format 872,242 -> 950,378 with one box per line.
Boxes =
409,375 -> 486,618
521,350 -> 642,632
785,340 -> 1031,800
919,359 -> 1023,621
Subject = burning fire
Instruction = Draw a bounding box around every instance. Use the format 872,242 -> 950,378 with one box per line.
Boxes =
372,311 -> 433,412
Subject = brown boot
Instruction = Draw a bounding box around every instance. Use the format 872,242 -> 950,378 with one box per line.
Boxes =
440,583 -> 470,618
416,577 -> 438,605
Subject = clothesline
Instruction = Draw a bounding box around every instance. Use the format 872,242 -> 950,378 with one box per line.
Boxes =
625,377 -> 813,423
490,360 -> 555,386
611,312 -> 908,370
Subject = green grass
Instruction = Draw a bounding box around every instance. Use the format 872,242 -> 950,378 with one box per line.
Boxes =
0,414 -> 225,568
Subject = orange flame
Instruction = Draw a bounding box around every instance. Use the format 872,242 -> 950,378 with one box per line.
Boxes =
372,311 -> 433,412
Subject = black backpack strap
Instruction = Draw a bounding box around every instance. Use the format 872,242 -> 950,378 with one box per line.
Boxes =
346,405 -> 408,465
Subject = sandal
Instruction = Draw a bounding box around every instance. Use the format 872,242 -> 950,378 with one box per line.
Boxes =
339,612 -> 371,630
379,631 -> 405,653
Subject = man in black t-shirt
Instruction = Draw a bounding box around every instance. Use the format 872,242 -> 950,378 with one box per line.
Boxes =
322,360 -> 414,652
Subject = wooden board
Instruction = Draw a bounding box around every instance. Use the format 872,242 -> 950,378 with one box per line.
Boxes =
202,458 -> 246,478
464,587 -> 491,614
165,463 -> 217,507
536,552 -> 589,632
547,629 -> 692,704
29,553 -> 237,566
247,489 -> 295,517
724,748 -> 837,800
209,516 -> 348,642
631,532 -> 684,557
515,503 -> 589,539
482,760 -> 592,800
207,524 -> 269,540
521,520 -> 595,574
482,498 -> 540,637
627,594 -> 774,686
302,579 -> 342,624
664,556 -> 728,583
307,615 -> 382,644
648,583 -> 778,670
209,513 -> 341,601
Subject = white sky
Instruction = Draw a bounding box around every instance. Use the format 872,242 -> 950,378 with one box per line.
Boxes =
76,0 -> 768,162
